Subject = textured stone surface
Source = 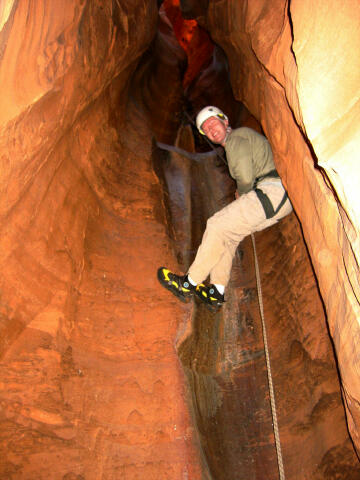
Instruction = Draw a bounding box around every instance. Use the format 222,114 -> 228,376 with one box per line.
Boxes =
159,134 -> 359,478
186,0 -> 360,460
0,2 -> 202,479
0,0 -> 359,479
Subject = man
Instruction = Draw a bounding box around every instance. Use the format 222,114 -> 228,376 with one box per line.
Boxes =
157,106 -> 292,310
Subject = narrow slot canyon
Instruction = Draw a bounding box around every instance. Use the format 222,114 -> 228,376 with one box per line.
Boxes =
0,1 -> 359,479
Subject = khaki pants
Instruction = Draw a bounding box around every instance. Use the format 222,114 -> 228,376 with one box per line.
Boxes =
188,180 -> 292,286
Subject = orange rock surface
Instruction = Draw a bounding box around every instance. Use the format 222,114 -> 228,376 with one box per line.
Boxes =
194,0 -> 360,460
0,0 -> 359,479
0,2 -> 201,478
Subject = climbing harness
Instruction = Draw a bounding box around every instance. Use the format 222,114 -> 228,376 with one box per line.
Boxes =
250,233 -> 285,480
254,170 -> 288,219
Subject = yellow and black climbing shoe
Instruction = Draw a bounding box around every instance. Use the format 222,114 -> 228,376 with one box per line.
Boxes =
195,284 -> 225,311
157,267 -> 195,303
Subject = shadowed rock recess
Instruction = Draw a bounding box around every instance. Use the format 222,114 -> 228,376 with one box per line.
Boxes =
0,1 -> 359,479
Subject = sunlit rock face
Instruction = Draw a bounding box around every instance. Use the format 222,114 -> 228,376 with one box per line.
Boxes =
0,0 -> 359,479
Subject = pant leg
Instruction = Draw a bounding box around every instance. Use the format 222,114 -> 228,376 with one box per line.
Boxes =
188,189 -> 265,285
188,181 -> 292,286
210,182 -> 292,285
208,236 -> 239,285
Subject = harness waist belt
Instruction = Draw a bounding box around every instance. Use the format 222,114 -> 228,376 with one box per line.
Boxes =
254,188 -> 288,219
253,170 -> 287,219
254,169 -> 280,186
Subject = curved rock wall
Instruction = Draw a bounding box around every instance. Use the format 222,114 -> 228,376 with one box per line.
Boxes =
157,116 -> 359,477
185,0 -> 360,458
0,0 -> 359,479
0,1 -> 203,478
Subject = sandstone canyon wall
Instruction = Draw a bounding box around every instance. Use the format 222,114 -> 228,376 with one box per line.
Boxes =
188,0 -> 360,459
0,0 -> 359,479
0,1 -> 202,478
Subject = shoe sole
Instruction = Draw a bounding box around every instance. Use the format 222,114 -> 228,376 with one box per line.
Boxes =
194,289 -> 224,312
194,295 -> 223,312
157,268 -> 192,304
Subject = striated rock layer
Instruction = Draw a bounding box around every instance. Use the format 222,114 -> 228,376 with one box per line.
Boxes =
0,2 -> 202,479
0,0 -> 359,479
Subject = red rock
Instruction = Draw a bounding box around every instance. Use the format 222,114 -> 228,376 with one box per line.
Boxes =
0,1 -> 359,479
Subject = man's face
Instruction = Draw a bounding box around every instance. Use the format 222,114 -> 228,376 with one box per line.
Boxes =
201,116 -> 228,145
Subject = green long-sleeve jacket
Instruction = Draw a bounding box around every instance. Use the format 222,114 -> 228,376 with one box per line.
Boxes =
224,127 -> 276,195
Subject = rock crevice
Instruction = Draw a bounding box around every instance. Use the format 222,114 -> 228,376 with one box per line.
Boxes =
0,1 -> 359,479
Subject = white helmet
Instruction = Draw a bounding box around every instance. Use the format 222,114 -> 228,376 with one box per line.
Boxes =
196,106 -> 228,135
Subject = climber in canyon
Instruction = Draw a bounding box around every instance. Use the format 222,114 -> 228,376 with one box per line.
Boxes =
158,106 -> 293,310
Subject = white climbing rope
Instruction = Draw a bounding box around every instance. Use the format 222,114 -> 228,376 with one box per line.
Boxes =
250,233 -> 285,480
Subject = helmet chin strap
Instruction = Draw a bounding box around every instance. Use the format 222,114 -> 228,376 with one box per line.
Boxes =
222,126 -> 232,145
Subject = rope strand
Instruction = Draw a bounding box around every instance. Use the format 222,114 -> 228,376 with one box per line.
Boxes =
180,109 -> 285,477
250,233 -> 285,480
